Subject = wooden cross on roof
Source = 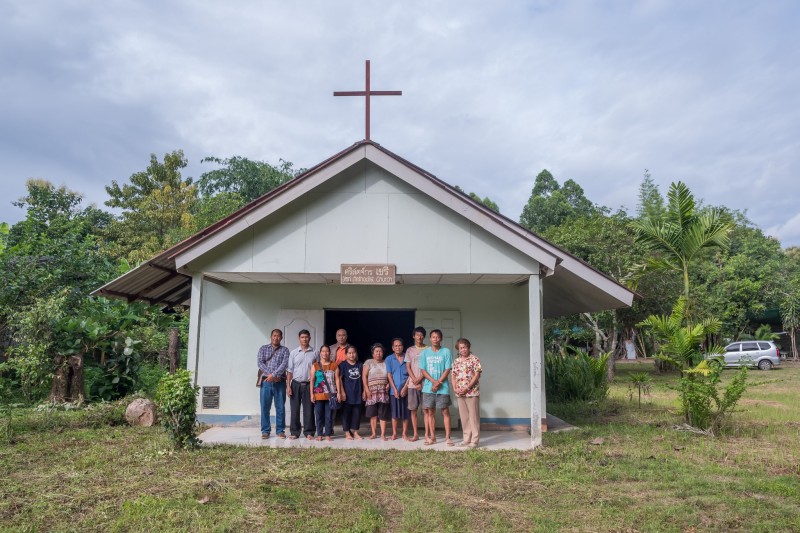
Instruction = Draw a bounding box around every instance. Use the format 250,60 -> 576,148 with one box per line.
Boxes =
334,60 -> 402,141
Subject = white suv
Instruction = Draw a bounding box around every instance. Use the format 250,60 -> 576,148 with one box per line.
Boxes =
719,341 -> 781,370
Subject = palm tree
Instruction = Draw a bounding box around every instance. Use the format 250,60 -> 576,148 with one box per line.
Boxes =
631,181 -> 734,299
780,291 -> 799,360
638,297 -> 724,371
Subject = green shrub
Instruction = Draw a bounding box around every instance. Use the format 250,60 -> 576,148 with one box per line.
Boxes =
137,362 -> 167,398
680,362 -> 748,433
155,369 -> 200,449
545,349 -> 609,402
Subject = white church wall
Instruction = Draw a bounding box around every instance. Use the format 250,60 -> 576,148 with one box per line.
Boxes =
195,281 -> 532,426
187,161 -> 539,276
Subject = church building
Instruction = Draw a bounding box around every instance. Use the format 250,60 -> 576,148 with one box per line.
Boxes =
96,139 -> 634,447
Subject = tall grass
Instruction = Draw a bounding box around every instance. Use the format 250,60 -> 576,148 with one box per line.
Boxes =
545,349 -> 609,402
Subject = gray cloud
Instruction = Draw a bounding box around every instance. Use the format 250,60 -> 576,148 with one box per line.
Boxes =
1,1 -> 798,247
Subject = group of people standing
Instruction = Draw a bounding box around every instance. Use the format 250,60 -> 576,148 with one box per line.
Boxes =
257,326 -> 483,447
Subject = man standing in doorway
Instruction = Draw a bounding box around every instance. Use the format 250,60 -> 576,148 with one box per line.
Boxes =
329,329 -> 351,365
404,326 -> 427,442
419,329 -> 453,446
257,329 -> 290,439
286,329 -> 317,440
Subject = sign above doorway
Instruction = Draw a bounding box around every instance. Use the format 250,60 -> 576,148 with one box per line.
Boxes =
340,264 -> 396,285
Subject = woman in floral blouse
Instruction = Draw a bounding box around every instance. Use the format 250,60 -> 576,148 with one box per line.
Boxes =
450,338 -> 482,448
362,343 -> 391,440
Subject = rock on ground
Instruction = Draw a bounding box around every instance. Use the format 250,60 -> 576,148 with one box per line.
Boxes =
125,398 -> 158,427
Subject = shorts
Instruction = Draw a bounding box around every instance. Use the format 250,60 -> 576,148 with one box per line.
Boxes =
422,392 -> 451,410
364,402 -> 390,421
407,388 -> 422,411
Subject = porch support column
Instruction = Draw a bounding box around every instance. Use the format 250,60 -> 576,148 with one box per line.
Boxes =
186,273 -> 205,387
529,272 -> 544,448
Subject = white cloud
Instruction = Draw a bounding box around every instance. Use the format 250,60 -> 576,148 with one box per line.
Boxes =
1,1 -> 799,247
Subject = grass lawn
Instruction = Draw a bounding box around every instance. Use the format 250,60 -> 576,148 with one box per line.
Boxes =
2,361 -> 799,532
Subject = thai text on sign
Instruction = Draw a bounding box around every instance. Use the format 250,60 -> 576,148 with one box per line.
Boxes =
340,264 -> 396,285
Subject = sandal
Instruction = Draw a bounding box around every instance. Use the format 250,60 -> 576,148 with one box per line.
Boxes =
446,439 -> 455,446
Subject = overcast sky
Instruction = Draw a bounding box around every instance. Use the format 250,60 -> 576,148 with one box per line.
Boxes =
2,1 -> 799,246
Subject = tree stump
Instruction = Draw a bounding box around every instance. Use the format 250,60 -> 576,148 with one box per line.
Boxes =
50,354 -> 85,403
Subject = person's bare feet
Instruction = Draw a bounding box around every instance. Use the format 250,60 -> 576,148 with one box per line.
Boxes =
315,436 -> 322,441
369,434 -> 377,439
381,435 -> 388,441
325,436 -> 332,441
306,435 -> 313,441
353,432 -> 362,440
391,434 -> 398,441
345,433 -> 354,441
409,435 -> 419,442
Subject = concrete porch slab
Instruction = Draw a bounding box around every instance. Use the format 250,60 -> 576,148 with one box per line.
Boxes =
198,413 -> 577,451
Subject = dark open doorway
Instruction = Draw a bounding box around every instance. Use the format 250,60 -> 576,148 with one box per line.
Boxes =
325,309 -> 415,362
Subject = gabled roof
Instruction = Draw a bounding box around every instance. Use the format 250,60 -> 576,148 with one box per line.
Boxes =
94,140 -> 634,316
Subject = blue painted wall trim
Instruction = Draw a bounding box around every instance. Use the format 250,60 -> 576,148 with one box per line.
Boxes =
198,414 -> 258,425
480,417 -> 530,426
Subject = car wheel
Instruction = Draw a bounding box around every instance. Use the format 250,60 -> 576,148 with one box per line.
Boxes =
757,359 -> 773,371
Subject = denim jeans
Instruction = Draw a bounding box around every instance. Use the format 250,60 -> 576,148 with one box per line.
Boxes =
314,399 -> 332,437
260,380 -> 286,434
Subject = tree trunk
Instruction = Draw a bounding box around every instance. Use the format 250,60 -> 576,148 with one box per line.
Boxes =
168,327 -> 180,373
791,328 -> 798,360
607,318 -> 619,382
68,355 -> 85,402
50,354 -> 85,402
50,355 -> 69,403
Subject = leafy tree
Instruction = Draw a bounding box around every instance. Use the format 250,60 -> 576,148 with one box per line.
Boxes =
454,186 -> 500,213
50,298 -> 151,402
0,181 -> 117,402
190,192 -> 245,232
1,180 -> 115,313
104,151 -> 197,263
519,170 -> 594,234
631,181 -> 734,301
543,209 -> 679,376
691,216 -> 786,340
0,222 -> 8,255
198,156 -> 297,203
636,170 -> 665,221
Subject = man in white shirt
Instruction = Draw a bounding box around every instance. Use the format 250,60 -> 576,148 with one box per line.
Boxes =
286,329 -> 317,439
